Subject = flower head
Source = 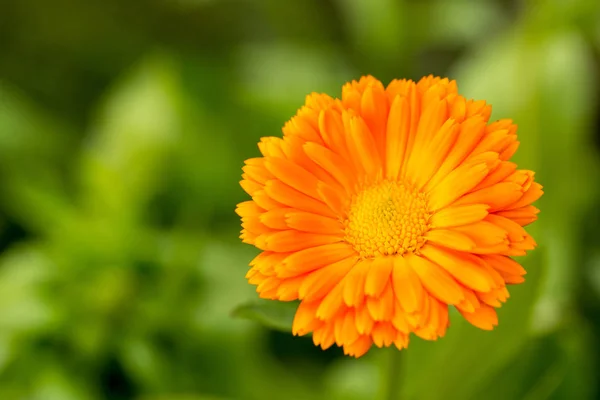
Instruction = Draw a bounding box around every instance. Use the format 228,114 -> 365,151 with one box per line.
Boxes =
236,75 -> 542,357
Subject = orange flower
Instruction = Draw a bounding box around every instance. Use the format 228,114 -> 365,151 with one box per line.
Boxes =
236,75 -> 542,357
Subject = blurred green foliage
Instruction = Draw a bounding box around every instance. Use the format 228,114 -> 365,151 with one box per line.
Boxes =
1,0 -> 600,399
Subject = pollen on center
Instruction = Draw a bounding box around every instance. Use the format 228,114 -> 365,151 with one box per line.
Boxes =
344,180 -> 431,258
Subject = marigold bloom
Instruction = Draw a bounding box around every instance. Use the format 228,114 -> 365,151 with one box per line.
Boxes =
236,75 -> 542,357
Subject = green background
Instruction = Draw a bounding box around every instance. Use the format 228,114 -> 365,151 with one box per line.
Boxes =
1,0 -> 599,399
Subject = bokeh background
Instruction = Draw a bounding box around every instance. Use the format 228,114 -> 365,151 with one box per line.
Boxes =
1,0 -> 600,399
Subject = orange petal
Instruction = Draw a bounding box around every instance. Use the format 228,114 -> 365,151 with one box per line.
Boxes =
235,200 -> 264,217
264,157 -> 320,199
410,121 -> 459,189
285,211 -> 344,235
405,253 -> 464,305
312,323 -> 335,350
465,99 -> 491,121
299,256 -> 359,302
472,161 -> 517,191
500,141 -> 519,160
354,303 -> 375,335
292,300 -> 322,336
265,180 -> 335,217
372,321 -> 396,347
343,335 -> 373,358
342,259 -> 371,307
318,108 -> 350,159
507,182 -> 543,210
392,256 -> 424,313
476,286 -> 509,307
260,208 -> 292,230
280,135 -> 339,187
428,163 -> 489,211
243,164 -> 272,185
495,206 -> 539,226
283,114 -> 322,144
430,204 -> 489,229
470,129 -> 514,157
459,303 -> 498,330
385,95 -> 411,180
258,136 -> 286,158
449,94 -> 466,121
425,115 -> 487,191
303,142 -> 355,192
385,78 -> 414,99
337,309 -> 360,345
455,285 -> 480,313
316,282 -> 345,321
249,251 -> 289,276
391,306 -> 411,333
240,179 -> 263,196
257,276 -> 283,299
393,332 -> 409,350
400,83 -> 420,174
485,214 -> 531,244
252,190 -> 285,210
346,115 -> 382,178
420,245 -> 496,292
366,282 -> 395,321
317,182 -> 347,215
412,97 -> 448,151
453,182 -> 523,211
360,84 -> 389,157
264,230 -> 342,252
277,275 -> 305,300
278,243 -> 355,278
415,297 -> 448,339
365,257 -> 394,297
241,215 -> 271,236
481,254 -> 526,278
454,221 -> 508,250
425,229 -> 476,251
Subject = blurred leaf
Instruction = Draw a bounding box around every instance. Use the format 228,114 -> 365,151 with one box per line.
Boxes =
323,358 -> 377,400
231,300 -> 298,332
469,322 -> 596,400
334,0 -> 410,76
237,42 -> 350,112
0,246 -> 54,331
30,367 -> 94,400
528,28 -> 599,335
417,0 -> 508,46
120,337 -> 166,393
81,53 -> 182,215
0,84 -> 74,235
2,173 -> 74,236
196,241 -> 258,332
0,82 -> 73,163
0,245 -> 55,372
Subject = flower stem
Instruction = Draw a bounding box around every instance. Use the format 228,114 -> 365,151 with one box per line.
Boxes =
379,348 -> 404,400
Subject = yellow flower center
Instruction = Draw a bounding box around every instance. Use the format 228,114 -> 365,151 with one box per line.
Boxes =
344,180 -> 431,258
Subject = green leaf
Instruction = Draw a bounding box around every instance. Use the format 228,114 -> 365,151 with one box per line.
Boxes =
231,300 -> 299,332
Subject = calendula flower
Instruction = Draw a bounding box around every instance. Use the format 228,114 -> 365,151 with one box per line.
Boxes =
236,75 -> 542,357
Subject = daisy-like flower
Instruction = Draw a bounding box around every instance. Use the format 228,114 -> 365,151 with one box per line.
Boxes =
236,75 -> 542,357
